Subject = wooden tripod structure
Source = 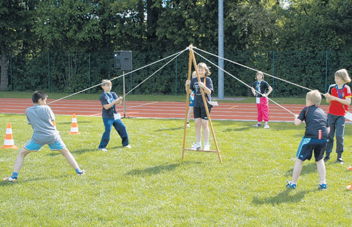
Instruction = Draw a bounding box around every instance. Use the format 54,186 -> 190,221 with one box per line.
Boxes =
181,45 -> 222,163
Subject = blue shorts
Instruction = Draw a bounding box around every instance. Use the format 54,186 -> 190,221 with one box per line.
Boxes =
24,139 -> 66,151
189,93 -> 195,107
296,137 -> 327,161
189,98 -> 194,107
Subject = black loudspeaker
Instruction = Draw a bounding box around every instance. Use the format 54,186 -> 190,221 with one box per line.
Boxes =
114,51 -> 133,71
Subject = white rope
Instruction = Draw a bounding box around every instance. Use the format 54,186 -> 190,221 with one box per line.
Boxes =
124,48 -> 187,97
193,46 -> 314,92
48,48 -> 188,104
194,50 -> 296,116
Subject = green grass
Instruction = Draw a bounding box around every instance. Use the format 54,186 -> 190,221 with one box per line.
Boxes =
1,114 -> 352,225
0,91 -> 307,104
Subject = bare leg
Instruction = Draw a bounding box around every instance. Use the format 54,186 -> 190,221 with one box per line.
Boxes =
195,118 -> 202,144
292,159 -> 304,184
202,119 -> 210,146
187,107 -> 193,122
13,147 -> 32,173
316,159 -> 326,184
60,148 -> 81,170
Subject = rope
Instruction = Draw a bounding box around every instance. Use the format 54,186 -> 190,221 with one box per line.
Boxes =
124,48 -> 187,97
193,46 -> 314,92
48,48 -> 188,104
194,50 -> 296,116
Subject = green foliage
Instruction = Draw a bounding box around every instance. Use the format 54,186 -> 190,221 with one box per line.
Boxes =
3,0 -> 352,96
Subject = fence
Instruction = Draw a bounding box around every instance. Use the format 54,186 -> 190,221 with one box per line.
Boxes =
8,49 -> 352,97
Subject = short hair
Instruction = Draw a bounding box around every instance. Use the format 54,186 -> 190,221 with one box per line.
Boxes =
306,90 -> 321,106
101,79 -> 112,86
197,62 -> 211,76
335,69 -> 351,83
256,71 -> 264,78
32,91 -> 48,103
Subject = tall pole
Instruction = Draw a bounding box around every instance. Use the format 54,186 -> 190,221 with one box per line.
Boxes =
218,0 -> 224,99
123,71 -> 126,118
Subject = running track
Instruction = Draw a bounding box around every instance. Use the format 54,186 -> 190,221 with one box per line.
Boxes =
0,98 -> 331,122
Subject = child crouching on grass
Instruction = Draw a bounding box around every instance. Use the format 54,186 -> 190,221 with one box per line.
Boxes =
3,91 -> 85,182
286,90 -> 329,190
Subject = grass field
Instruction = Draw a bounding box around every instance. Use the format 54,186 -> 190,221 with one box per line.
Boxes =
1,113 -> 352,225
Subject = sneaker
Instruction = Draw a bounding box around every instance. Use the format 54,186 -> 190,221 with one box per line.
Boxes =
203,144 -> 210,151
346,184 -> 352,190
286,181 -> 296,189
264,124 -> 270,129
191,143 -> 201,151
123,145 -> 131,149
318,184 -> 327,190
253,123 -> 261,127
77,169 -> 86,175
336,158 -> 344,164
186,123 -> 190,128
99,148 -> 108,152
3,176 -> 17,182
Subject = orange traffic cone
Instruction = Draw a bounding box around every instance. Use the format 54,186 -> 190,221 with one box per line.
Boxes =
2,123 -> 18,149
69,113 -> 80,134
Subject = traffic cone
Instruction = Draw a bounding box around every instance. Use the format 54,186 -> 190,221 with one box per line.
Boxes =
2,123 -> 18,149
69,113 -> 80,135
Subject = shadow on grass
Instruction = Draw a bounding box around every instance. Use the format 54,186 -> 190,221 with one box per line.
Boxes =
0,175 -> 70,187
223,126 -> 251,132
252,188 -> 316,205
47,146 -> 125,156
126,161 -> 201,176
154,127 -> 184,132
57,121 -> 92,125
285,162 -> 317,177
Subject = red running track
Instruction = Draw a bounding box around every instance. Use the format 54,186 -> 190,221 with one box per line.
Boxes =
0,98 -> 330,122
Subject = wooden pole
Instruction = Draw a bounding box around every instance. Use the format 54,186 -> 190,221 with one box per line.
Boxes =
181,47 -> 194,160
185,45 -> 222,163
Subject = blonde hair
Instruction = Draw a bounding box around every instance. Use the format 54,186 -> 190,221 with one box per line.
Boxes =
306,90 -> 322,106
197,62 -> 211,76
256,71 -> 264,79
335,69 -> 351,83
101,79 -> 112,86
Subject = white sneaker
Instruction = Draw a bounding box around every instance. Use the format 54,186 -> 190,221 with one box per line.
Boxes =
191,143 -> 201,151
124,145 -> 131,149
203,144 -> 210,151
99,148 -> 108,152
264,124 -> 270,129
186,123 -> 190,128
3,176 -> 17,182
77,170 -> 86,175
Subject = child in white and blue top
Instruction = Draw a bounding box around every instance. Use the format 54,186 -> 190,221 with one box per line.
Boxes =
186,71 -> 196,128
98,79 -> 130,151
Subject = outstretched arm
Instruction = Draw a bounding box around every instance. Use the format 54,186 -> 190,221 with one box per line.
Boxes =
324,93 -> 351,105
294,114 -> 302,126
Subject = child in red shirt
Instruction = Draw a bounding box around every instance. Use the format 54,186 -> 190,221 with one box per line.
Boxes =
323,69 -> 351,163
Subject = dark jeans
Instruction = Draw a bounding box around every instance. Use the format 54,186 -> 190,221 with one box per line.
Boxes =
98,118 -> 129,148
326,114 -> 345,157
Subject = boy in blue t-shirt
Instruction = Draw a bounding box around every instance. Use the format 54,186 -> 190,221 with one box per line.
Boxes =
3,91 -> 85,182
286,90 -> 329,190
98,79 -> 130,152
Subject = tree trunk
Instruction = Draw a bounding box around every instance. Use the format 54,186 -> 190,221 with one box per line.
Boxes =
0,54 -> 9,91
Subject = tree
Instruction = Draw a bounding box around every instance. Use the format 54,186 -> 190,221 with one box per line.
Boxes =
0,0 -> 35,90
